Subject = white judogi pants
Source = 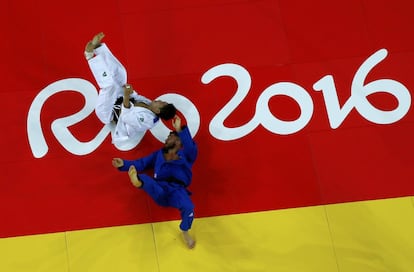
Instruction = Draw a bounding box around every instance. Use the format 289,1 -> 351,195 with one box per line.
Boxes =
87,43 -> 126,124
87,43 -> 151,124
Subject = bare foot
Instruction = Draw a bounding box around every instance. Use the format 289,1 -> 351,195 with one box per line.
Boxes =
128,165 -> 142,188
182,231 -> 195,249
85,32 -> 105,53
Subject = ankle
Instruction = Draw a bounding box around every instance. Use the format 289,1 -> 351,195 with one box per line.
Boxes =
130,176 -> 142,188
84,51 -> 94,60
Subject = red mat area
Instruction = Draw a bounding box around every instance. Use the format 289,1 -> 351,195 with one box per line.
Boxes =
1,0 -> 414,238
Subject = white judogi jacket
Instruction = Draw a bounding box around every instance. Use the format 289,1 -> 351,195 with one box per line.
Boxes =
114,102 -> 159,145
86,43 -> 157,146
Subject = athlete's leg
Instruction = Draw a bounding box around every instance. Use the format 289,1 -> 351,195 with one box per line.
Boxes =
85,34 -> 127,123
128,166 -> 169,205
87,43 -> 126,91
168,189 -> 195,248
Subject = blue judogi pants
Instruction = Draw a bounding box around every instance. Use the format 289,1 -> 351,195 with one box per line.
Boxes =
139,174 -> 194,231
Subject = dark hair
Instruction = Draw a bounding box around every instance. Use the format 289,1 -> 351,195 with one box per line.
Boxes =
169,131 -> 179,136
158,103 -> 176,120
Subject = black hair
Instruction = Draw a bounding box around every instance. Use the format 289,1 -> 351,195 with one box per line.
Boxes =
158,103 -> 177,120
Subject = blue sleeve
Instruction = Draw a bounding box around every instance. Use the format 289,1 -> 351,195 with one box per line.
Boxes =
118,151 -> 157,172
178,126 -> 198,163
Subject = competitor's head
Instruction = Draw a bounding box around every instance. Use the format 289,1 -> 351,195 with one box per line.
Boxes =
164,131 -> 182,150
150,101 -> 177,120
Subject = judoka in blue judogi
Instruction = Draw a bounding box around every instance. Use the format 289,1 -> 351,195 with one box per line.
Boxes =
112,116 -> 197,248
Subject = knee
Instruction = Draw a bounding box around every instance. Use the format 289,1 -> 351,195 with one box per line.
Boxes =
181,202 -> 194,213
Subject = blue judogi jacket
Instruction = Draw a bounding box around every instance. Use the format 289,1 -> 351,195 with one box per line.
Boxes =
119,126 -> 197,187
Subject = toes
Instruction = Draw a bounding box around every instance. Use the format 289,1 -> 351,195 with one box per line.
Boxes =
92,32 -> 105,46
187,240 -> 195,249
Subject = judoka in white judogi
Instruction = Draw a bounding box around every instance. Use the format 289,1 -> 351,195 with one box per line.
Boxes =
84,33 -> 176,149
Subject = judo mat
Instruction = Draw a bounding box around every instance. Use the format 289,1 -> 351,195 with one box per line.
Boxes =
1,0 -> 414,271
1,197 -> 414,271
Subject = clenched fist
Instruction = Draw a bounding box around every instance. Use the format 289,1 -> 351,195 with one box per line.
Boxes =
112,158 -> 124,168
